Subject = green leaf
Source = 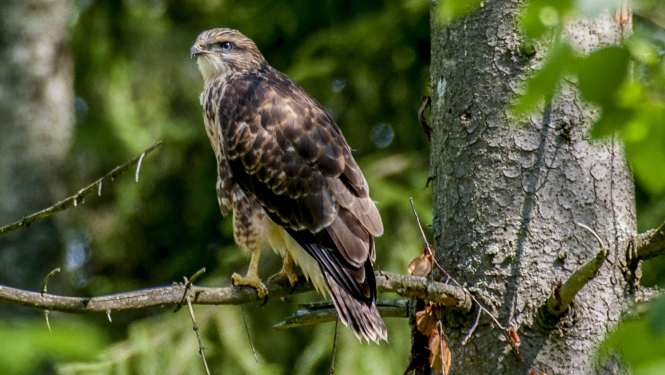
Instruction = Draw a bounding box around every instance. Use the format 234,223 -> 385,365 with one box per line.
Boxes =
600,296 -> 665,373
437,0 -> 483,23
512,42 -> 574,115
624,110 -> 665,194
520,0 -> 573,39
577,46 -> 630,106
590,108 -> 634,138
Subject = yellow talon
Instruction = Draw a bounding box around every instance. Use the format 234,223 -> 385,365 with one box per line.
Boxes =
232,272 -> 269,298
268,252 -> 299,286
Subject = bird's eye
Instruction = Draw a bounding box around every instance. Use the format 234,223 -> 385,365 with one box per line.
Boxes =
207,42 -> 235,53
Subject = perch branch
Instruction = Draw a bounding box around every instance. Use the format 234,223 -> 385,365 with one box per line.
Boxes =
375,271 -> 471,310
273,299 -> 409,330
0,141 -> 163,237
0,271 -> 469,315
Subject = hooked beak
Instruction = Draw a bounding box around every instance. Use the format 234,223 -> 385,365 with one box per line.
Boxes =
190,44 -> 206,59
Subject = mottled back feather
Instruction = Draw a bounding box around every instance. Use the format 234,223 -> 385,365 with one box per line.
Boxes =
193,27 -> 386,342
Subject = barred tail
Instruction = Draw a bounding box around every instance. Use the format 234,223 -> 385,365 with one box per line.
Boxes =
324,273 -> 387,343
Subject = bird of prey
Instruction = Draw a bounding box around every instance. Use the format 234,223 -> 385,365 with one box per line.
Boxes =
191,28 -> 386,342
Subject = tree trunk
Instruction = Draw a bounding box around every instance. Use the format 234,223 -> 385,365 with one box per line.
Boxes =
0,0 -> 73,292
429,2 -> 633,374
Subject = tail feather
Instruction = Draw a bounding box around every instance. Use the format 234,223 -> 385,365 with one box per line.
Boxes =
285,228 -> 387,343
324,273 -> 387,343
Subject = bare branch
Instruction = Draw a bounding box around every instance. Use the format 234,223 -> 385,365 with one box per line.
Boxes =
375,271 -> 471,310
540,246 -> 609,324
0,271 -> 469,315
0,141 -> 163,237
274,299 -> 408,329
635,219 -> 665,261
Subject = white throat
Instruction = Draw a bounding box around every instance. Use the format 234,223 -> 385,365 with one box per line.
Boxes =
197,55 -> 230,84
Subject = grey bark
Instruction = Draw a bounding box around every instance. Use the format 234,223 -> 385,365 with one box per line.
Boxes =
0,0 -> 73,293
430,2 -> 634,374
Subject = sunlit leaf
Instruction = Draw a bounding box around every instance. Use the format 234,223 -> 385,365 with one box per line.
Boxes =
624,111 -> 665,194
590,107 -> 634,138
512,42 -> 574,115
520,0 -> 573,39
437,0 -> 482,24
601,307 -> 665,371
628,37 -> 660,66
576,0 -> 624,16
577,46 -> 630,106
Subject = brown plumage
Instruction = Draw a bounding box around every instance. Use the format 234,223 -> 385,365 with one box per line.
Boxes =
191,28 -> 386,342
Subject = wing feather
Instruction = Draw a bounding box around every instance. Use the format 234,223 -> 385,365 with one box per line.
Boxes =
216,66 -> 382,297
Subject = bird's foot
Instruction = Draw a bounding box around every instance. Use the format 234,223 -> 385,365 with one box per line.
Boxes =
267,268 -> 299,287
232,272 -> 269,298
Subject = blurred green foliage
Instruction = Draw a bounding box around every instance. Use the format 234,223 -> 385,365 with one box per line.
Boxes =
599,296 -> 665,374
516,0 -> 665,372
0,317 -> 109,375
0,0 -> 434,374
515,0 -> 665,200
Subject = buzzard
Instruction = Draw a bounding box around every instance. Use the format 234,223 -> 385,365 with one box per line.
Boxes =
191,28 -> 387,343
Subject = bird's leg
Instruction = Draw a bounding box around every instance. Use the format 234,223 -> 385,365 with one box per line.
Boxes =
232,248 -> 268,298
268,252 -> 299,287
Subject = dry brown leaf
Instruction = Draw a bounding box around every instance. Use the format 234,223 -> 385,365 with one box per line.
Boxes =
529,366 -> 547,375
508,327 -> 520,346
408,251 -> 433,276
415,302 -> 439,335
428,322 -> 452,375
508,327 -> 523,362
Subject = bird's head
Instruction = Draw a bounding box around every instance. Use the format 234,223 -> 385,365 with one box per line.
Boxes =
190,28 -> 267,83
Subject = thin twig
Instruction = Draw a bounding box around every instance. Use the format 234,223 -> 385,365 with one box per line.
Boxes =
175,268 -> 206,313
576,223 -> 606,249
186,295 -> 211,375
41,268 -> 61,294
461,307 -> 482,345
241,304 -> 258,363
135,152 -> 146,183
44,310 -> 51,332
409,198 -> 507,331
409,198 -> 431,249
0,141 -> 163,237
329,316 -> 339,375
